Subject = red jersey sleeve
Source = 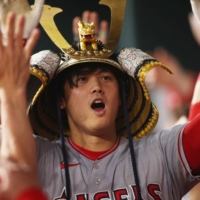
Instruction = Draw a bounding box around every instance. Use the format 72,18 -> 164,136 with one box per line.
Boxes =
182,113 -> 200,175
16,187 -> 48,200
188,102 -> 200,121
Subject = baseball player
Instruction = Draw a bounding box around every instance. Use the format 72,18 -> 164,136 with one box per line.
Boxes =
1,1 -> 200,200
29,17 -> 200,200
30,45 -> 200,199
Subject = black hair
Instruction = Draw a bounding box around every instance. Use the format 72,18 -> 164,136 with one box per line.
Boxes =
55,62 -> 126,99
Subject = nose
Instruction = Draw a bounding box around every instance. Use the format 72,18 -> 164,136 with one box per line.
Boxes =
92,87 -> 103,93
90,78 -> 104,94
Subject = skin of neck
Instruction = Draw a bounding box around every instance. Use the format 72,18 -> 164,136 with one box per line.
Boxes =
68,120 -> 118,152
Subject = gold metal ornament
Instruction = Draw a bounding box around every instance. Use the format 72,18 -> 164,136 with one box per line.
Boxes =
37,0 -> 126,59
137,61 -> 173,100
38,5 -> 71,50
78,21 -> 98,51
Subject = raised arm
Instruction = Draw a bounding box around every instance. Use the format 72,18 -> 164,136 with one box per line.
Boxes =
0,12 -> 44,200
0,11 -> 40,173
182,74 -> 200,175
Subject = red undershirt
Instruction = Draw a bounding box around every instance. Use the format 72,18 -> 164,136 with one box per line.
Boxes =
68,137 -> 121,160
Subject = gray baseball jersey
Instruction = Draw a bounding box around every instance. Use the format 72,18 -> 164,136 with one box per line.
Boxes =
35,123 -> 200,200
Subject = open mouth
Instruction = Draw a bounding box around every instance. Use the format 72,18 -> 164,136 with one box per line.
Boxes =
81,34 -> 95,39
91,100 -> 105,111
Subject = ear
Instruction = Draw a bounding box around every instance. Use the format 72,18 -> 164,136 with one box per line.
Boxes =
59,97 -> 66,109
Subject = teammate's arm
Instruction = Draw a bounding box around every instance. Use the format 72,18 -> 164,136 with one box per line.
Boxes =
0,13 -> 42,200
0,12 -> 39,174
188,74 -> 200,121
182,73 -> 200,175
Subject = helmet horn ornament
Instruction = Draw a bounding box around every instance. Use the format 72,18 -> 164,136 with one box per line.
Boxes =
38,0 -> 126,59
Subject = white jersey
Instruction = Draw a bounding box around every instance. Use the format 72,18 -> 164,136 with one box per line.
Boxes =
35,123 -> 200,200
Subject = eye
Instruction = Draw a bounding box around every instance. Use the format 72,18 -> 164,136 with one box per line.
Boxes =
101,76 -> 111,81
77,77 -> 87,82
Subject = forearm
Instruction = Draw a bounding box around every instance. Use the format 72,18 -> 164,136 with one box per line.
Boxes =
0,89 -> 37,174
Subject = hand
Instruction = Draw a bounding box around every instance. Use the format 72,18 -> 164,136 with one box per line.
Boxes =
73,10 -> 109,44
0,0 -> 44,42
190,0 -> 200,22
188,12 -> 200,46
0,12 -> 40,97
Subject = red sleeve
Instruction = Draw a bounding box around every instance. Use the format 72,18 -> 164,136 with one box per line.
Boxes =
182,113 -> 200,175
188,102 -> 200,121
16,187 -> 48,200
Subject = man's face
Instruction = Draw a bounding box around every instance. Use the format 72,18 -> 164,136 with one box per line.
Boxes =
60,68 -> 121,136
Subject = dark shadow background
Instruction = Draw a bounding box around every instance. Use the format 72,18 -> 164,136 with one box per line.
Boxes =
28,0 -> 200,71
134,0 -> 200,72
28,0 -> 110,53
